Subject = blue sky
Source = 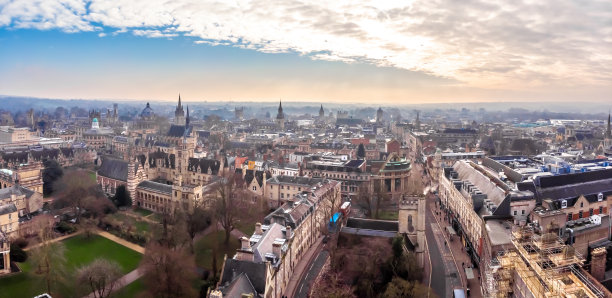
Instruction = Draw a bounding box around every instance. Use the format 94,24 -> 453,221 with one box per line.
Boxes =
0,0 -> 610,104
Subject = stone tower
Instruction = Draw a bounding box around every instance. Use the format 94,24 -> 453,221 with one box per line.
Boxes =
376,107 -> 383,124
276,100 -> 285,131
399,195 -> 426,266
319,104 -> 324,118
174,94 -> 186,125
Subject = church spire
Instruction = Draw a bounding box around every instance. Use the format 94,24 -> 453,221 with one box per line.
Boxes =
607,110 -> 611,138
186,105 -> 190,126
178,93 -> 182,108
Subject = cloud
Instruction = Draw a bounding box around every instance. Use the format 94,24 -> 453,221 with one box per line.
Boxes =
1,0 -> 610,89
98,32 -> 106,37
132,29 -> 177,38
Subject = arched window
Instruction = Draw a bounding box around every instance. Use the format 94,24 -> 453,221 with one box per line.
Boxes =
407,214 -> 414,233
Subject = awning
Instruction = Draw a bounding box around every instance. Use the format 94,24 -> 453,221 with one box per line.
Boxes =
446,226 -> 457,235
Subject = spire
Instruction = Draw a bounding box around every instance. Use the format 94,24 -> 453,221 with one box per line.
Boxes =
186,105 -> 190,126
178,93 -> 182,108
607,110 -> 611,138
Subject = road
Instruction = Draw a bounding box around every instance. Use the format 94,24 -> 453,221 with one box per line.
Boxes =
426,198 -> 464,298
295,250 -> 329,298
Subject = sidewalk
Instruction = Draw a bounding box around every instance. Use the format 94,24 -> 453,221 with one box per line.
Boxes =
97,230 -> 145,253
432,203 -> 482,298
24,230 -> 83,251
83,267 -> 144,298
284,236 -> 324,297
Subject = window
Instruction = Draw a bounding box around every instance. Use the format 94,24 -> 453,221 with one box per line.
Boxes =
521,210 -> 525,215
579,211 -> 583,219
599,206 -> 604,214
252,186 -> 257,191
567,213 -> 572,221
589,208 -> 594,216
281,185 -> 284,189
513,210 -> 517,216
281,193 -> 284,199
580,202 -> 584,208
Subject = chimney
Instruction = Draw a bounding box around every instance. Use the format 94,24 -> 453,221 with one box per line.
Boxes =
285,225 -> 292,239
273,241 -> 282,258
255,222 -> 263,235
591,247 -> 607,281
240,236 -> 250,250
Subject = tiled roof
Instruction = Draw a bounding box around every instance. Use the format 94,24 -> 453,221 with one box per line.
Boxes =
219,259 -> 267,295
0,203 -> 17,215
97,157 -> 128,181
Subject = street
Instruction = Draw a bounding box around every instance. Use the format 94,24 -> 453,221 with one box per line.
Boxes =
295,250 -> 329,298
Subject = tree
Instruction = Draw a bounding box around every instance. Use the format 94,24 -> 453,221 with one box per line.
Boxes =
112,185 -> 132,207
42,159 -> 63,197
212,173 -> 245,244
355,183 -> 374,218
54,169 -> 107,223
382,277 -> 430,298
29,215 -> 66,295
357,143 -> 366,159
9,243 -> 28,262
77,258 -> 123,298
182,204 -> 211,254
141,242 -> 197,298
372,182 -> 388,219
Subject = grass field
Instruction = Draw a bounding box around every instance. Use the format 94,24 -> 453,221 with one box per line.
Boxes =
195,231 -> 240,273
377,210 -> 399,220
133,208 -> 153,217
0,234 -> 142,298
111,278 -> 145,298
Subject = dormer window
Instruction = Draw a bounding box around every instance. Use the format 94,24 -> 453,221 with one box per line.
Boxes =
598,193 -> 604,202
561,200 -> 568,209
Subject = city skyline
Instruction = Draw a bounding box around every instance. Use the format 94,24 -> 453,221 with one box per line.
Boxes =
1,0 -> 611,103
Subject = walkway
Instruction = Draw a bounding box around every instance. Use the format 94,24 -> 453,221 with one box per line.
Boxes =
24,230 -> 83,251
83,267 -> 145,298
284,236 -> 324,297
97,231 -> 145,253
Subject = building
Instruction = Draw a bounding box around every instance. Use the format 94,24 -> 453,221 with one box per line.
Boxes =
484,226 -> 611,297
0,127 -> 36,144
174,94 -> 186,125
96,156 -> 146,197
266,176 -> 339,208
0,163 -> 43,194
0,231 -> 10,275
276,101 -> 285,131
212,179 -> 341,297
0,185 -> 43,217
0,204 -> 18,237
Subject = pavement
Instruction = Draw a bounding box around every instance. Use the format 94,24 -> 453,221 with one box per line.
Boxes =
83,267 -> 144,298
283,236 -> 325,297
295,250 -> 329,298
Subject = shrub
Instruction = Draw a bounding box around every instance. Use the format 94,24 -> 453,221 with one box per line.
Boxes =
10,244 -> 28,262
12,237 -> 29,249
55,221 -> 77,234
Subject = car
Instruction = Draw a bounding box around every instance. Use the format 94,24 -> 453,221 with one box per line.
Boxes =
322,235 -> 329,243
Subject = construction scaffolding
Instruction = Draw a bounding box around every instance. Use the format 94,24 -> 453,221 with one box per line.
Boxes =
484,226 -> 605,298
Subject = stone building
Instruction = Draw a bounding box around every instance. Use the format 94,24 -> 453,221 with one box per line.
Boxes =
0,185 -> 43,217
0,163 -> 43,194
0,204 -> 17,237
0,231 -> 10,275
212,179 -> 341,298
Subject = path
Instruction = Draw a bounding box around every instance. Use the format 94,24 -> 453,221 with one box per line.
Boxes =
83,267 -> 145,298
284,236 -> 324,297
96,231 -> 145,253
24,230 -> 83,251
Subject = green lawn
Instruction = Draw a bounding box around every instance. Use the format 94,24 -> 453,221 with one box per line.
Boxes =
88,170 -> 97,182
133,208 -> 153,217
108,212 -> 152,234
111,278 -> 145,298
0,234 -> 143,298
195,231 -> 240,273
377,210 -> 399,220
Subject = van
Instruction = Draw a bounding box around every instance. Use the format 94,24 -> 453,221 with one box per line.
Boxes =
453,288 -> 466,298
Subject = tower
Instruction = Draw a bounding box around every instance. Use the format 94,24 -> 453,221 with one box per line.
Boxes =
606,111 -> 611,139
604,111 -> 611,149
113,103 -> 118,122
319,104 -> 324,118
376,107 -> 383,123
235,107 -> 244,121
186,105 -> 190,127
91,117 -> 100,130
174,94 -> 186,125
415,110 -> 420,130
276,100 -> 285,131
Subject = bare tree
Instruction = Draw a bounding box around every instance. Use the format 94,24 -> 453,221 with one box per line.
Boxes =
77,258 -> 124,298
29,215 -> 66,295
373,182 -> 389,219
181,201 -> 211,253
141,242 -> 197,298
54,169 -> 108,223
211,173 -> 245,244
355,183 -> 374,218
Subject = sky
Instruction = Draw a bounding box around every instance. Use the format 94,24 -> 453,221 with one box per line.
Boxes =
0,0 -> 610,104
